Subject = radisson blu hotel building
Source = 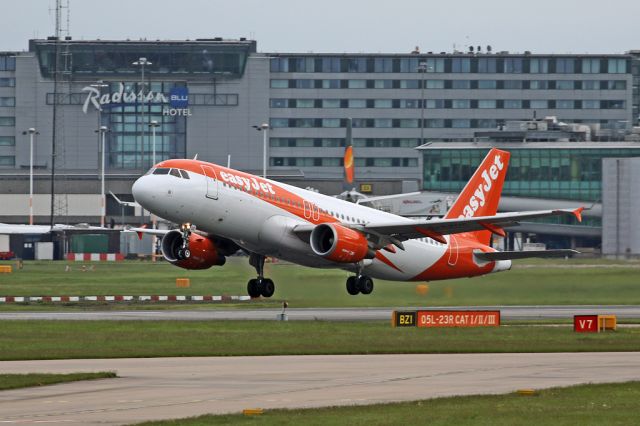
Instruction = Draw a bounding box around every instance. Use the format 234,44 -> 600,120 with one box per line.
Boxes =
1,37 -> 640,251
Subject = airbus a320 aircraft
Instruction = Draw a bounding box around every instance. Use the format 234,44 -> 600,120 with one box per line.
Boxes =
131,148 -> 583,298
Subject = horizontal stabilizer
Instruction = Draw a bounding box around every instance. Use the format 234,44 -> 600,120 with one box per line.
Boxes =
475,249 -> 579,261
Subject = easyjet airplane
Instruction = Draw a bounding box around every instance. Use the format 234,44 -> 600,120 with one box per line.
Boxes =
131,148 -> 583,298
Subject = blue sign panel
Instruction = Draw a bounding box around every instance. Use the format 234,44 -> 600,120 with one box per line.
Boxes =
169,87 -> 189,108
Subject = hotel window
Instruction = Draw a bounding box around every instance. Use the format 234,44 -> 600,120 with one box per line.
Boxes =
503,58 -> 523,73
452,119 -> 471,128
530,58 -> 549,73
400,80 -> 420,89
374,99 -> 392,108
426,79 -> 445,89
322,79 -> 341,89
374,119 -> 392,128
425,99 -> 444,108
348,79 -> 366,89
582,80 -> 599,90
295,79 -> 313,89
0,156 -> 15,166
399,119 -> 419,128
478,119 -> 498,128
426,119 -> 445,128
478,100 -> 497,109
347,57 -> 367,73
270,118 -> 289,128
270,98 -> 287,108
478,80 -> 497,89
607,58 -> 626,74
0,116 -> 15,126
374,58 -> 393,73
530,100 -> 548,109
504,80 -> 523,89
530,80 -> 549,90
607,80 -> 626,90
556,100 -> 574,109
583,100 -> 599,109
451,80 -> 471,89
399,99 -> 418,108
373,79 -> 393,89
0,78 -> 16,87
601,100 -> 625,109
270,79 -> 288,88
582,58 -> 600,74
322,99 -> 341,108
556,80 -> 574,90
504,100 -> 522,109
477,58 -> 497,73
322,118 -> 341,128
0,56 -> 16,71
0,97 -> 15,107
424,58 -> 445,73
400,57 -> 419,73
320,57 -> 341,72
555,58 -> 575,74
348,99 -> 366,108
0,136 -> 15,146
452,99 -> 470,109
296,99 -> 315,108
451,58 -> 471,73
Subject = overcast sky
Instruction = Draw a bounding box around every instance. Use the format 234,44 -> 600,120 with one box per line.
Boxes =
3,0 -> 638,54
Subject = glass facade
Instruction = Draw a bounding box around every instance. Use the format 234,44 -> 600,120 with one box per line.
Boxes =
32,40 -> 254,78
422,148 -> 640,201
104,81 -> 186,170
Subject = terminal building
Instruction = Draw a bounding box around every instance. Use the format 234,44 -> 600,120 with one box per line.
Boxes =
1,37 -> 639,254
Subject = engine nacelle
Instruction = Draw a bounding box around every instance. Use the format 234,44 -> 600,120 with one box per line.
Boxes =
310,223 -> 373,263
161,230 -> 226,270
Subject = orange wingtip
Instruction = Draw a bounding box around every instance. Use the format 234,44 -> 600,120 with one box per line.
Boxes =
136,224 -> 148,240
573,207 -> 584,223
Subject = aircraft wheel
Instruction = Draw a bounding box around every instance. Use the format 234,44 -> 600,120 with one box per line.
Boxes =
183,249 -> 191,258
247,278 -> 261,298
357,276 -> 374,295
260,278 -> 275,298
346,276 -> 359,295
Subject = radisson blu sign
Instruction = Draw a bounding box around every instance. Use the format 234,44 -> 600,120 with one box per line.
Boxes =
81,83 -> 192,116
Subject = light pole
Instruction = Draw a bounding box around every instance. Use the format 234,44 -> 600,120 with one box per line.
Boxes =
132,57 -> 152,171
22,128 -> 39,225
95,126 -> 109,227
148,120 -> 160,165
252,123 -> 270,178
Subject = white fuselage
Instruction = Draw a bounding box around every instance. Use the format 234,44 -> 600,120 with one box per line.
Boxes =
132,160 -> 507,281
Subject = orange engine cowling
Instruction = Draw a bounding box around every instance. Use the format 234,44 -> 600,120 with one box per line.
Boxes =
161,230 -> 226,270
310,223 -> 373,263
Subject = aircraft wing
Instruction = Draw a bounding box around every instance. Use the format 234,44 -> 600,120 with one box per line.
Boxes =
359,208 -> 584,245
124,227 -> 171,236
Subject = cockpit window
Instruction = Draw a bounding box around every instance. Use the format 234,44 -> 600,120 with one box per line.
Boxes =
144,168 -> 155,176
169,169 -> 181,178
153,168 -> 170,175
179,170 -> 190,179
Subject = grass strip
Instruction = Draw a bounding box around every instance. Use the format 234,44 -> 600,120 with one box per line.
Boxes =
134,381 -> 640,426
1,320 -> 639,360
0,372 -> 117,391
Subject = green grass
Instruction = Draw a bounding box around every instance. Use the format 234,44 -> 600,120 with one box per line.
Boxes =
0,372 -> 117,391
1,320 -> 639,361
1,258 -> 640,307
135,381 -> 640,426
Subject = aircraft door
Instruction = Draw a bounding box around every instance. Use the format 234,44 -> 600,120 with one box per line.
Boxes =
303,200 -> 312,220
201,165 -> 218,200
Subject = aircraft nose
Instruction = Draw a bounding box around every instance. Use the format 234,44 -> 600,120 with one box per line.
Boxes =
131,175 -> 152,207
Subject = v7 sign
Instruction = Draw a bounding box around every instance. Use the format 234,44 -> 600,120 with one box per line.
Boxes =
574,315 -> 598,332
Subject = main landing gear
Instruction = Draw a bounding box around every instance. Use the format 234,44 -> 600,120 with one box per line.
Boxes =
346,275 -> 374,295
177,223 -> 192,259
247,253 -> 275,298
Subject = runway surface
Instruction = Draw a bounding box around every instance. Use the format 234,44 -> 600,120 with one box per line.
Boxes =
1,305 -> 640,321
1,352 -> 639,424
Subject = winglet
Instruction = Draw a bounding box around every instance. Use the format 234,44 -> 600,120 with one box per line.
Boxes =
136,224 -> 148,240
572,207 -> 584,223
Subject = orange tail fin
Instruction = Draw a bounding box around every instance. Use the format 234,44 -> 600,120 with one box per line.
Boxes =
444,148 -> 511,245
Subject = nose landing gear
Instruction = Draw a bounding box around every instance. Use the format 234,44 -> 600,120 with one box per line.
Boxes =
176,223 -> 193,260
247,253 -> 276,298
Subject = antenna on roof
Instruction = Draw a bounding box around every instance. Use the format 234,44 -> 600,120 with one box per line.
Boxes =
193,154 -> 198,160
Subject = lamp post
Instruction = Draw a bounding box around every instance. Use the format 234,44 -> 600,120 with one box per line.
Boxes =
252,123 -> 270,178
95,126 -> 109,227
132,57 -> 152,171
148,120 -> 160,166
22,128 -> 39,225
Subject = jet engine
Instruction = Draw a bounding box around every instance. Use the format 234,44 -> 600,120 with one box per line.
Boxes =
161,230 -> 226,270
310,223 -> 374,263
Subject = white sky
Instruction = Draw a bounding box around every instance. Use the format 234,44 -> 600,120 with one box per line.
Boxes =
3,0 -> 639,54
